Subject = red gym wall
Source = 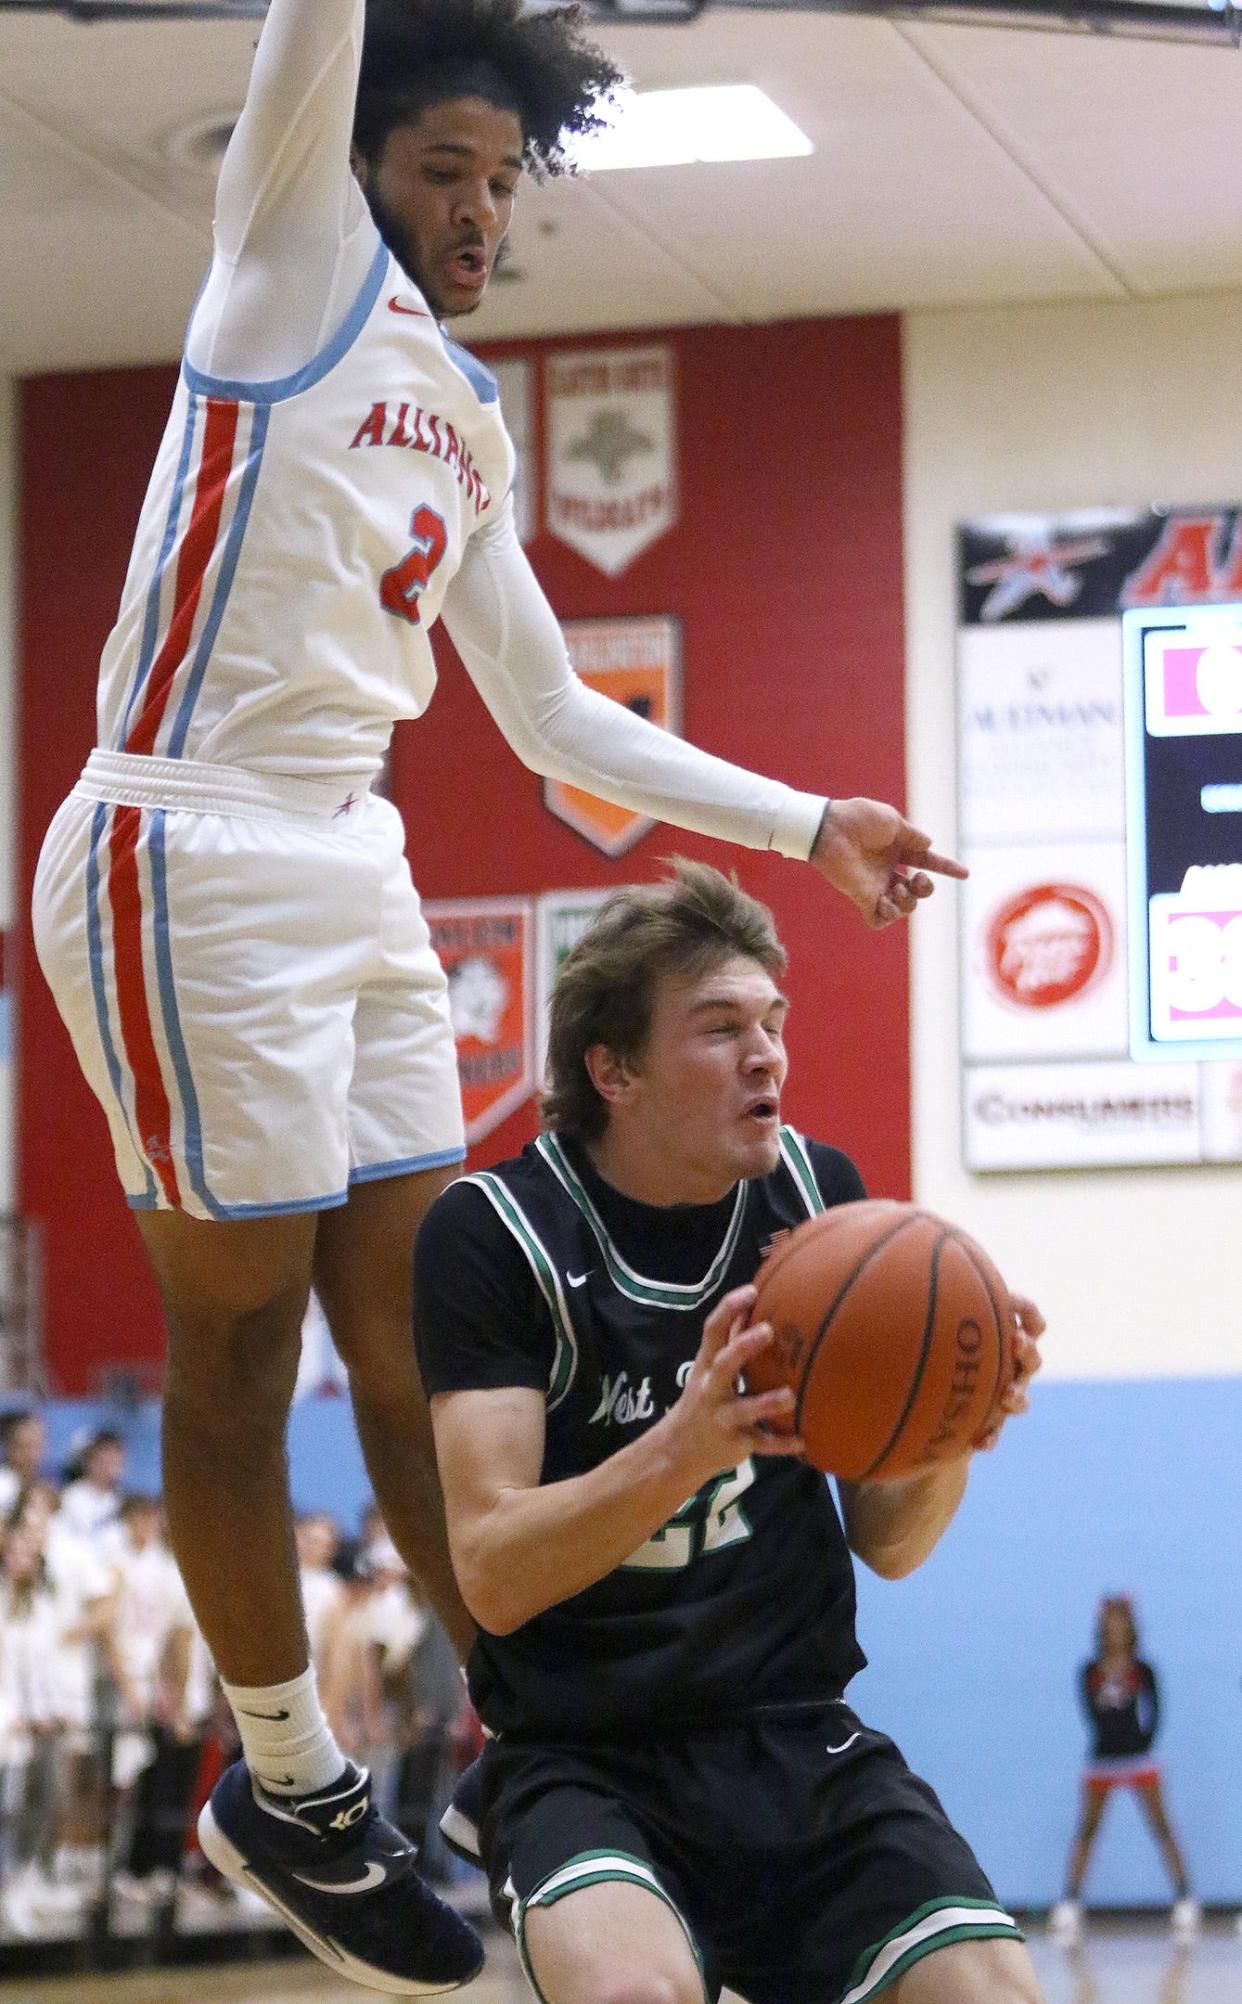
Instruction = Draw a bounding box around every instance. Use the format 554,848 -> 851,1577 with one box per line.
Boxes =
17,315 -> 909,1393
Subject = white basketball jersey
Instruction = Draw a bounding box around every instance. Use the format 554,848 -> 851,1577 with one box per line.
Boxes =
96,239 -> 515,785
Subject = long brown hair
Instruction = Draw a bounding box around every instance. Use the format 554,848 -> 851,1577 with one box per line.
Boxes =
541,860 -> 787,1141
1094,1594 -> 1139,1658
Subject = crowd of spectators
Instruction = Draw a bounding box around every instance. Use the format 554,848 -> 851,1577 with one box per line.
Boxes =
0,1407 -> 477,1944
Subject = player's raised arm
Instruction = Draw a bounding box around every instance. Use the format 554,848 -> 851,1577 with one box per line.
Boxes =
442,500 -> 965,928
190,0 -> 373,383
214,0 -> 364,257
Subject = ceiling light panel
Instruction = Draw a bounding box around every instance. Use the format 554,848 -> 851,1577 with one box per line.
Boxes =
574,83 -> 814,171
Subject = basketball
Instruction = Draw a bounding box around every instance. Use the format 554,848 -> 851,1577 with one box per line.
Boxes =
748,1201 -> 1016,1481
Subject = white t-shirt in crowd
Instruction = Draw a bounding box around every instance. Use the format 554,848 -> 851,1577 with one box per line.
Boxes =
100,1530 -> 194,1713
59,1478 -> 122,1542
43,1514 -> 116,1728
301,1562 -> 345,1669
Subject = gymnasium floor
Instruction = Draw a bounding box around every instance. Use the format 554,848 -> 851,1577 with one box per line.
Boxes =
2,1921 -> 1240,2004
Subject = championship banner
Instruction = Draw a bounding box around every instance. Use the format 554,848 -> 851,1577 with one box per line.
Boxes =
546,617 -> 682,855
425,897 -> 536,1144
957,504 -> 1242,1171
535,887 -> 618,1076
545,346 -> 677,576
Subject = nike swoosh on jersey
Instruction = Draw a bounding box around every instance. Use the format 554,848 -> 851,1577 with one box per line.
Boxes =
567,1271 -> 591,1287
292,1861 -> 388,1894
388,296 -> 430,317
825,1732 -> 862,1755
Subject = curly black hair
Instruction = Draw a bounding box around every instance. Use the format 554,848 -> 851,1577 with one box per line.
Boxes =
355,0 -> 624,178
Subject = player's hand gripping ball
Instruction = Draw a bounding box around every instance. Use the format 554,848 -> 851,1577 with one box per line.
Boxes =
748,1201 -> 1017,1480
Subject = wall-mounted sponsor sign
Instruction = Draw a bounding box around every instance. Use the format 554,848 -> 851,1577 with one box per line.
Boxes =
1200,1059 -> 1242,1161
425,897 -> 536,1144
984,883 -> 1113,1012
958,620 -> 1124,846
545,347 -> 677,576
964,1061 -> 1202,1171
963,846 -> 1128,1066
958,507 -> 1242,1169
546,617 -> 682,855
959,507 -> 1242,627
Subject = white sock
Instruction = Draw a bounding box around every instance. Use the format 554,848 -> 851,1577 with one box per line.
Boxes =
221,1666 -> 348,1798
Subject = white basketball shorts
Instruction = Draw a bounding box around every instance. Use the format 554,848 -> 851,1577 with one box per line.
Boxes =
32,750 -> 465,1220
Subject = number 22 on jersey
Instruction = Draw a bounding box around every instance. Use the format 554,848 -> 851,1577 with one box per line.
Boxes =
380,504 -> 447,626
622,1459 -> 756,1572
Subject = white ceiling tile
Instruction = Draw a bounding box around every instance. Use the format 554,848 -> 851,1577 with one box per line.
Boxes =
898,21 -> 1242,296
592,17 -> 1125,315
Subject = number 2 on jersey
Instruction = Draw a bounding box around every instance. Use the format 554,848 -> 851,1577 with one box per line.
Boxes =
622,1459 -> 756,1572
380,505 -> 447,626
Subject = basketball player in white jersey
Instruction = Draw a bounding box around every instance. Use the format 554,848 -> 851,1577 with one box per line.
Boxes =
32,0 -> 965,1988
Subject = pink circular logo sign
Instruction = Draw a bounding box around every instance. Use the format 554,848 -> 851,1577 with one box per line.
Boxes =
985,883 -> 1112,1009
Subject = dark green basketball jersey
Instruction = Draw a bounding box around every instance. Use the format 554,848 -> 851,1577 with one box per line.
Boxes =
415,1127 -> 868,1741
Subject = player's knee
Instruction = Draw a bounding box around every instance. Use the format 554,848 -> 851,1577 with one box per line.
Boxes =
325,1308 -> 398,1380
330,1315 -> 434,1418
162,1289 -> 304,1429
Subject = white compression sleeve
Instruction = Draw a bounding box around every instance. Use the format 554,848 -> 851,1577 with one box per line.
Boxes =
441,501 -> 827,861
186,0 -> 378,384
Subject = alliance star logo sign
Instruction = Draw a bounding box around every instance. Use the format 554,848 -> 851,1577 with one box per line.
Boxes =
565,407 -> 654,486
967,531 -> 1110,622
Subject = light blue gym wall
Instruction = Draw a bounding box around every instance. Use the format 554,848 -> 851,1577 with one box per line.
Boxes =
851,1377 -> 1242,1910
29,1374 -> 1242,1911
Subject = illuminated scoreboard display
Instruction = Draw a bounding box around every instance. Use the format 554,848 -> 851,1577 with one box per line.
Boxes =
957,505 -> 1242,1170
1124,606 -> 1242,1060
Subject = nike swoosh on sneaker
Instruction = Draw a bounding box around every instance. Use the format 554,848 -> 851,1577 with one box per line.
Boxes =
292,1861 -> 388,1894
239,1707 -> 291,1720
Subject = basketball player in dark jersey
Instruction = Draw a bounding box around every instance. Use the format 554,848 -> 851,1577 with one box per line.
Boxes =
414,862 -> 1046,2004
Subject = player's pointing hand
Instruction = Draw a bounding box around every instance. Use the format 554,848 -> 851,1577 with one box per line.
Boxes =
811,798 -> 968,930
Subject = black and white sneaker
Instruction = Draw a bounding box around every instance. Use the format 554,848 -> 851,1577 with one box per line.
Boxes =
198,1760 -> 483,1994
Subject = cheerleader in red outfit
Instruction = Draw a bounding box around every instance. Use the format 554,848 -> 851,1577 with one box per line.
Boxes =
1050,1596 -> 1197,1941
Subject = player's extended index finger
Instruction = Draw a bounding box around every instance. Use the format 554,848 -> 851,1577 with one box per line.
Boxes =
912,845 -> 969,881
896,824 -> 969,881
